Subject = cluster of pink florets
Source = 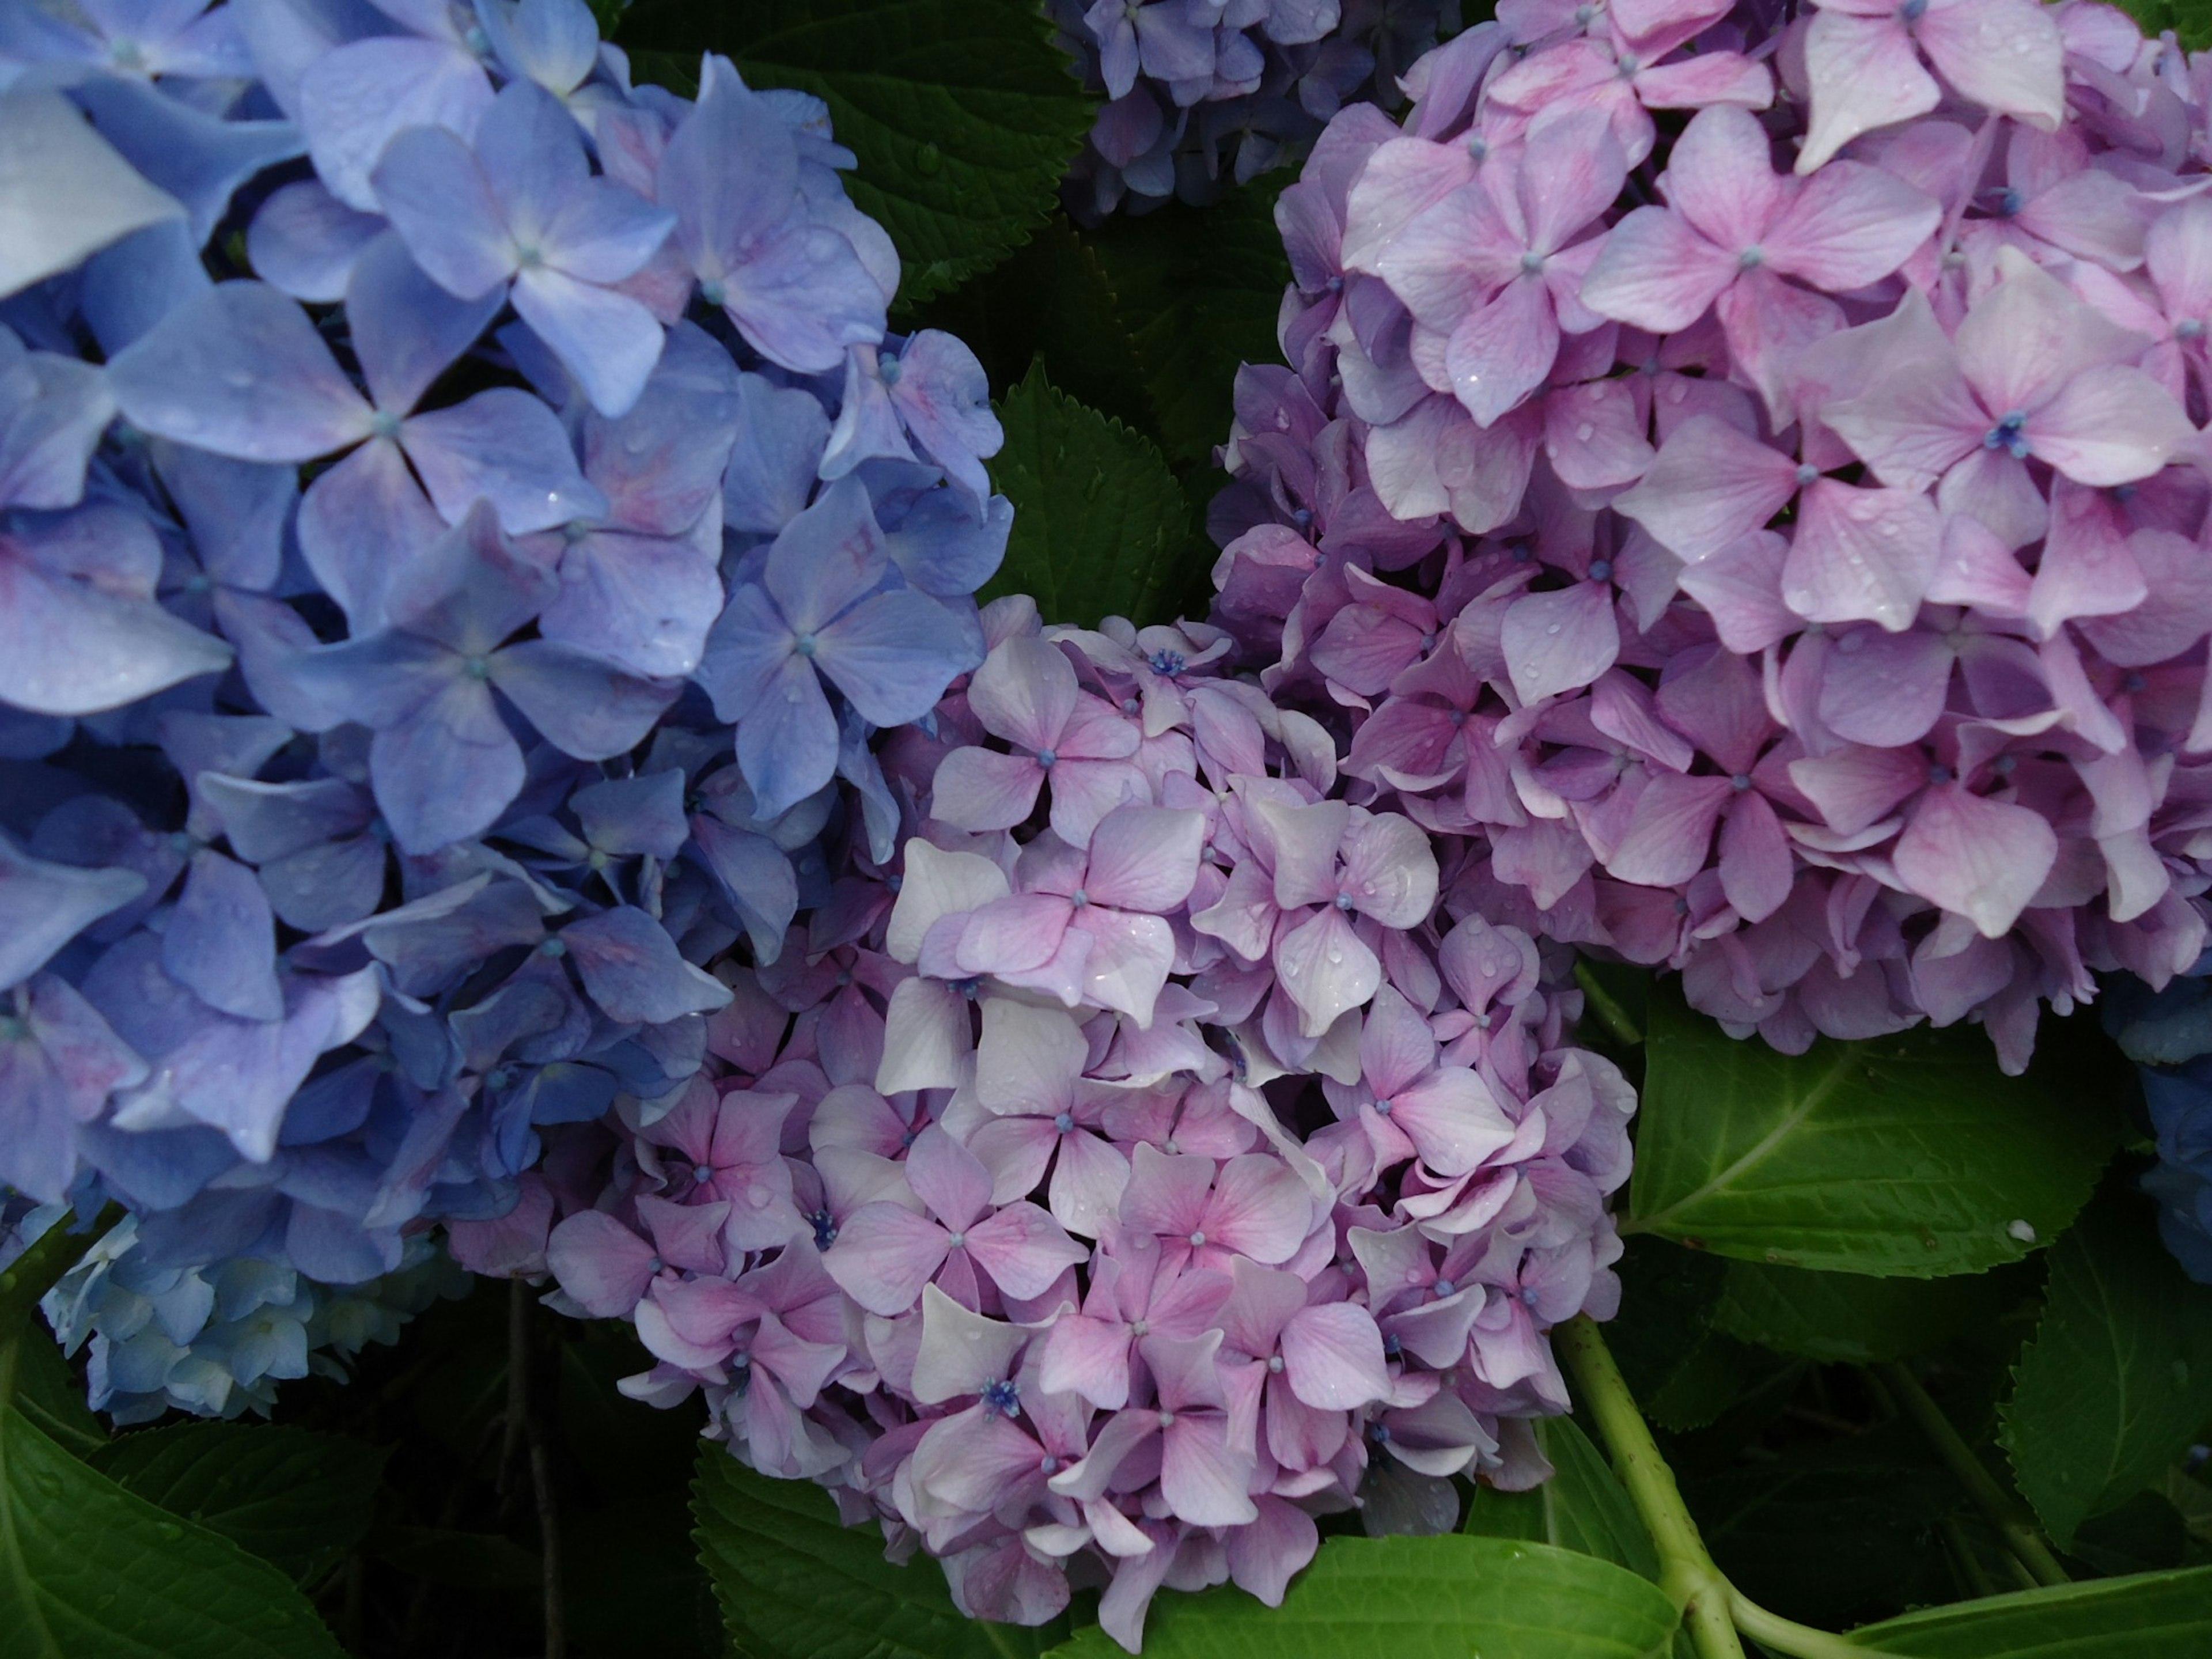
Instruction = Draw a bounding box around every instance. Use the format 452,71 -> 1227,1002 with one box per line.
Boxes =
453,599 -> 1634,1648
1214,0 -> 2212,1072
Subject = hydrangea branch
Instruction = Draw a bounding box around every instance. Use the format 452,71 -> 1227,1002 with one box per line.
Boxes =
1875,1359 -> 2070,1588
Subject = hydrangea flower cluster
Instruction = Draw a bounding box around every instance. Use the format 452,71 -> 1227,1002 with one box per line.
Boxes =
1,0 -> 1003,1410
1050,0 -> 1458,216
1214,0 -> 2212,1077
489,608 -> 1634,1646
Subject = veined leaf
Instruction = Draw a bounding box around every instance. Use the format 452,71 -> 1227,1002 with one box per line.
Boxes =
982,359 -> 1199,628
1043,1535 -> 1680,1659
1846,1566 -> 2212,1656
1714,1260 -> 2029,1363
1627,988 -> 2118,1275
90,1422 -> 386,1584
1463,1417 -> 1662,1581
1999,1191 -> 2212,1547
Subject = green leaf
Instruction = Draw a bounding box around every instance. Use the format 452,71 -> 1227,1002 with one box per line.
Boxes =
692,1445 -> 1062,1659
1043,1536 -> 1679,1659
9,1330 -> 103,1460
2109,0 -> 2212,49
1687,1420 -> 1956,1630
616,0 -> 1090,305
1999,1191 -> 2212,1548
1845,1566 -> 2212,1656
1603,1239 -> 1787,1433
980,359 -> 1198,628
88,1422 -> 386,1584
1713,1260 -> 2029,1363
0,1403 -> 347,1659
1464,1419 -> 1662,1581
1083,187 -> 1292,469
1627,987 -> 2119,1275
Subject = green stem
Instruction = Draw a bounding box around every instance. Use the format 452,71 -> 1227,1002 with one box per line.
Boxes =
1875,1363 -> 2070,1588
1730,1592 -> 1900,1659
1573,962 -> 1643,1046
1556,1317 -> 1743,1659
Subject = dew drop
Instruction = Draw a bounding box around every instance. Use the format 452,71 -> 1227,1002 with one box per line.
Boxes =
2006,1218 -> 2036,1243
915,141 -> 944,176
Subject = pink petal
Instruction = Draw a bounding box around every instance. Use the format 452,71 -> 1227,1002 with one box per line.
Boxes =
1444,276 -> 1560,427
928,745 -> 1046,832
546,1210 -> 658,1318
1817,626 -> 1953,747
966,634 -> 1077,750
1272,905 -> 1382,1037
2026,479 -> 2146,639
1798,12 -> 1938,175
1955,253 -> 2146,418
1604,771 -> 1732,887
1782,479 -> 1941,631
1040,1312 -> 1137,1408
1202,1153 -> 1316,1264
1893,783 -> 2058,938
1070,908 -> 1176,1026
2027,365 -> 2193,488
1357,984 -> 1439,1099
1676,530 -> 1797,652
1613,413 -> 1800,563
904,1124 -> 993,1230
1714,266 -> 1845,425
1082,804 -> 1207,912
1226,1496 -> 1320,1607
1119,1142 -> 1217,1237
1664,105 -> 1788,253
1388,1067 -> 1518,1177
956,892 -> 1074,975
1044,758 -> 1150,849
1926,513 -> 2031,616
1160,1415 -> 1258,1527
1578,206 -> 1737,333
964,1200 -> 1089,1300
1252,796 -> 1351,910
822,1200 -> 950,1316
876,978 -> 969,1096
1764,161 -> 1940,291
1718,790 -> 1795,923
1281,1302 -> 1391,1410
1049,1128 -> 1132,1239
1501,581 -> 1621,704
1913,0 -> 2064,133
1338,809 -> 1440,927
1788,743 -> 1927,836
911,1283 -> 1027,1403
1541,378 -> 1654,491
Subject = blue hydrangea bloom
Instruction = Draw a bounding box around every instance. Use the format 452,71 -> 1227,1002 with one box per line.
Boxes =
0,0 -> 1007,1418
1051,0 -> 1458,215
2107,958 -> 2212,1282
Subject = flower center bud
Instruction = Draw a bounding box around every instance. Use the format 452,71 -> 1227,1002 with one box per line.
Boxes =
1290,506 -> 1314,527
1267,1354 -> 1285,1373
1334,891 -> 1356,910
794,633 -> 818,658
1070,888 -> 1089,908
982,1377 -> 1020,1416
1795,463 -> 1820,486
946,1230 -> 966,1249
1982,410 -> 2030,460
811,1209 -> 838,1248
2180,319 -> 2207,340
1035,748 -> 1057,768
370,408 -> 404,441
1187,1230 -> 1206,1248
1149,649 -> 1187,676
880,355 -> 903,386
1926,763 -> 1953,786
1901,0 -> 1928,19
699,279 -> 727,307
465,655 -> 491,680
1373,1097 -> 1393,1116
693,1162 -> 715,1183
1518,249 -> 1546,276
1737,245 -> 1765,270
1055,1112 -> 1075,1134
1587,559 -> 1612,582
1157,1410 -> 1177,1429
1731,773 -> 1752,791
1433,1278 -> 1456,1297
539,937 -> 567,958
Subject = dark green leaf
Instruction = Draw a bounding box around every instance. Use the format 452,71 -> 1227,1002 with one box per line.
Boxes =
692,1445 -> 1062,1659
1688,1420 -> 1955,1630
88,1422 -> 385,1584
1603,1239 -> 1776,1433
1714,1260 -> 2029,1363
1627,987 -> 2119,1275
981,359 -> 1198,628
1464,1418 -> 1661,1580
2065,1491 -> 2192,1575
1846,1566 -> 2212,1656
616,0 -> 1090,305
1083,187 -> 1292,468
2110,0 -> 2212,49
1999,1190 -> 2212,1547
1042,1536 -> 1679,1659
9,1328 -> 103,1460
0,1403 -> 346,1659
367,1524 -> 543,1589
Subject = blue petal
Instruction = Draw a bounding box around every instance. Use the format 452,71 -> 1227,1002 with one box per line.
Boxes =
537,525 -> 724,679
107,280 -> 374,461
560,904 -> 732,1025
489,637 -> 679,760
571,768 -> 689,859
510,266 -> 666,418
814,587 -> 979,726
72,76 -> 303,244
736,653 -> 839,821
347,230 -> 505,417
764,473 -> 888,632
722,371 -> 830,534
245,179 -> 385,302
0,334 -> 113,511
151,441 -> 294,593
369,676 -> 526,855
162,849 -> 284,1022
402,386 -> 607,533
81,219 -> 212,354
687,815 -> 798,965
883,490 -> 1012,598
297,439 -> 450,635
368,120 -> 515,298
0,89 -> 184,300
584,321 -> 743,536
383,499 -> 558,656
0,832 -> 148,989
302,35 -> 494,213
694,581 -> 795,724
200,775 -> 374,866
